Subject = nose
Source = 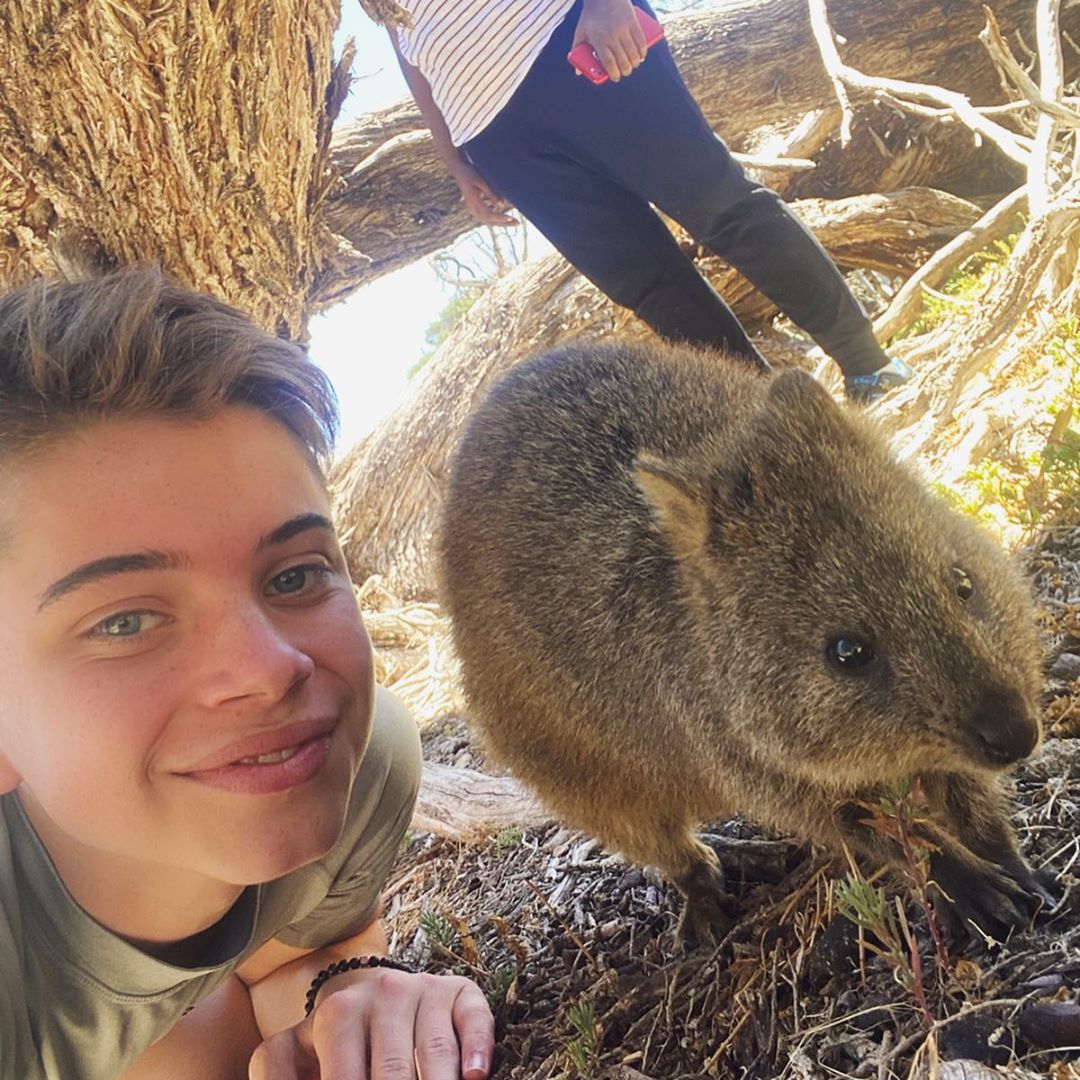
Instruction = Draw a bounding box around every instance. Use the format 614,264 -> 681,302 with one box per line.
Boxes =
196,602 -> 315,708
970,687 -> 1040,765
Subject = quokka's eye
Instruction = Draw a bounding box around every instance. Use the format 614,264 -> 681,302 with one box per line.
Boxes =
826,636 -> 876,673
952,566 -> 975,602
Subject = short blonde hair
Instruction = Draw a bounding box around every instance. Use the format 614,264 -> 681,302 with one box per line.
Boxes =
0,265 -> 338,465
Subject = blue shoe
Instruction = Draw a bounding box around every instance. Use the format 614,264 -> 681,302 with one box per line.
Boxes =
844,356 -> 914,405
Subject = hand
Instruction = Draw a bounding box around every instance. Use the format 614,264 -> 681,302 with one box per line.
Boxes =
248,968 -> 495,1080
574,0 -> 648,83
449,159 -> 519,227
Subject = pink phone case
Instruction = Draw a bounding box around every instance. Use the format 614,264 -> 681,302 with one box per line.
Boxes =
567,7 -> 665,85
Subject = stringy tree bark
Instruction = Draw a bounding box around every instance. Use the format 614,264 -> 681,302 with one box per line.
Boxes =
0,0 -> 358,335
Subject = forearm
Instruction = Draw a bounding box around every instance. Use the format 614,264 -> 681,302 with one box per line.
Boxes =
387,29 -> 463,171
241,917 -> 389,1038
118,975 -> 261,1080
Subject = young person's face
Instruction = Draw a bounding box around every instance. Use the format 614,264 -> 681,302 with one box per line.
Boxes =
0,407 -> 373,891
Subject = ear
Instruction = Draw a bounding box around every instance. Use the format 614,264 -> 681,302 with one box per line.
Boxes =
633,453 -> 709,560
747,368 -> 852,483
763,368 -> 842,438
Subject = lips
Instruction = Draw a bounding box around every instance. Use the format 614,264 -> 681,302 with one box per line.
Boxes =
182,716 -> 338,773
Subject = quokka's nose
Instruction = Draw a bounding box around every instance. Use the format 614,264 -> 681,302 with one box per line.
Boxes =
971,687 -> 1040,764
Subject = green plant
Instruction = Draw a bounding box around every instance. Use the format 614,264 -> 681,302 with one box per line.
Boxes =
420,907 -> 455,955
836,781 -> 952,1027
495,826 -> 523,852
935,317 -> 1080,535
565,1000 -> 601,1077
408,288 -> 481,380
486,964 -> 517,1009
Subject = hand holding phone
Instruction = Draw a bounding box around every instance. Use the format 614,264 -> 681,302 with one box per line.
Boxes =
567,6 -> 664,85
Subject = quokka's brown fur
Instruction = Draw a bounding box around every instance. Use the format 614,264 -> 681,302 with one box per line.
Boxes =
441,339 -> 1053,944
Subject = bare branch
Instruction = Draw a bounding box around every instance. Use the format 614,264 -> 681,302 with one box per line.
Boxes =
807,0 -> 1034,166
1032,0 -> 1066,213
980,8 -> 1080,128
807,0 -> 857,144
874,186 -> 1028,343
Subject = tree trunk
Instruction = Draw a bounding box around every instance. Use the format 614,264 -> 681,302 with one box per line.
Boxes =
321,0 -> 1076,296
0,0 -> 356,335
331,187 -> 982,598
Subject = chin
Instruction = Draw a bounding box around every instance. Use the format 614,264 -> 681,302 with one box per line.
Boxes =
228,824 -> 343,886
228,792 -> 354,886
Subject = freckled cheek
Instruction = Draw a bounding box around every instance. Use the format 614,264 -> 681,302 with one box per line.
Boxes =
14,669 -> 170,815
63,666 -> 177,759
309,599 -> 374,706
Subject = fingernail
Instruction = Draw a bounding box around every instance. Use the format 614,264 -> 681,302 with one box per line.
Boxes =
466,1051 -> 489,1074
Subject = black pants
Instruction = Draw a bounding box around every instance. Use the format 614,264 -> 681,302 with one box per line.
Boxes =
463,0 -> 887,376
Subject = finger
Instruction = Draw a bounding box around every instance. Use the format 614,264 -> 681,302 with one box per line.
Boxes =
609,38 -> 636,79
628,20 -> 648,62
369,977 -> 419,1080
451,981 -> 495,1080
474,179 -> 518,215
248,1031 -> 307,1080
595,44 -> 621,82
468,195 -> 518,228
414,984 -> 463,1080
309,991 -> 369,1080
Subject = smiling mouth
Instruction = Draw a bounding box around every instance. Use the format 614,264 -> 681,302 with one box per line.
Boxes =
235,745 -> 305,766
184,732 -> 334,795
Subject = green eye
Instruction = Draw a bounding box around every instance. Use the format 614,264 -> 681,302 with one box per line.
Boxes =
269,564 -> 331,596
88,610 -> 165,640
99,612 -> 145,636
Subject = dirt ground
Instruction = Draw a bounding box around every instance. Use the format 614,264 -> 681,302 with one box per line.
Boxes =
380,524 -> 1080,1080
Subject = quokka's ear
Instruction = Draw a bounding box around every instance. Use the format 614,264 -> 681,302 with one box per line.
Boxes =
739,368 -> 857,490
633,453 -> 709,560
766,367 -> 838,417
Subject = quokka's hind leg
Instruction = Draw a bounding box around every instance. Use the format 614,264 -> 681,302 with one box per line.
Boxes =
497,748 -> 733,949
593,812 -> 734,950
670,837 -> 735,949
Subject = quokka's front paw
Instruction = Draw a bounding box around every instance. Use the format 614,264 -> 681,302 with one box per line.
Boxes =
930,847 -> 1059,944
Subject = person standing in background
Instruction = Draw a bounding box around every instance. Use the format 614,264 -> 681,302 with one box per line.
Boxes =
390,0 -> 913,404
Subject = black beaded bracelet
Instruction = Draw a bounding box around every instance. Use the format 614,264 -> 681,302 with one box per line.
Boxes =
304,955 -> 415,1017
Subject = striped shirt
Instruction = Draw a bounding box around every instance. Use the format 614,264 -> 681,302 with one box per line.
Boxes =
398,0 -> 577,146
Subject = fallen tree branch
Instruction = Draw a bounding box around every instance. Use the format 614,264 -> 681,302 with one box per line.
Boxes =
809,0 -> 1035,166
873,185 -> 1028,343
413,762 -> 552,842
942,177 -> 1080,411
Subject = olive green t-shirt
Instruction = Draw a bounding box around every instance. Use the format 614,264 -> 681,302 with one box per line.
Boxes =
0,686 -> 421,1080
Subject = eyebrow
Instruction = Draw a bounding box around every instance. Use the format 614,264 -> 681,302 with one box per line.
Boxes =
37,513 -> 337,613
254,513 -> 336,552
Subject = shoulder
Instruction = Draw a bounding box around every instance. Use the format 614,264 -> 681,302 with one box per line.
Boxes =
265,687 -> 422,948
0,797 -> 47,1079
335,684 -> 423,874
